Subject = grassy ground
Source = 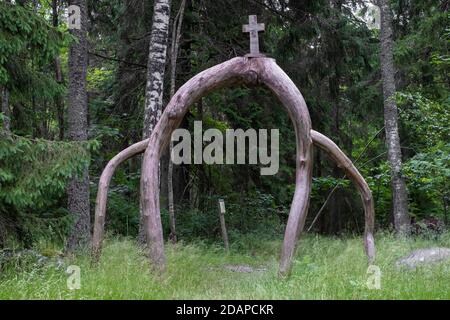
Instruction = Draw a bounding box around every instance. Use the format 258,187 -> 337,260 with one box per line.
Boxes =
1,232 -> 449,299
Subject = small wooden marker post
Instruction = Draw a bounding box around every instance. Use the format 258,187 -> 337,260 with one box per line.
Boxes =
242,15 -> 265,57
218,199 -> 229,252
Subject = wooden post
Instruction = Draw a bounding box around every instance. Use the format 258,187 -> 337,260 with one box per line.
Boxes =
218,199 -> 229,252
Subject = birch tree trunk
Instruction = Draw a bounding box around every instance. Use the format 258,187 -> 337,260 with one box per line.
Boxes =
138,0 -> 172,243
378,0 -> 410,235
142,0 -> 172,138
66,0 -> 91,252
167,0 -> 186,244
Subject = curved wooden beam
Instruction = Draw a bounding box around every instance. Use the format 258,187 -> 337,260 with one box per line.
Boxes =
92,131 -> 376,264
311,130 -> 375,263
139,56 -> 313,275
92,139 -> 148,261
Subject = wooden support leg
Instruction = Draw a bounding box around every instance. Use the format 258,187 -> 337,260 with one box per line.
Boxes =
311,130 -> 375,264
278,146 -> 313,276
141,148 -> 167,272
92,139 -> 149,262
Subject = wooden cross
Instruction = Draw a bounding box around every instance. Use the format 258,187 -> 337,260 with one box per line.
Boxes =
242,15 -> 265,57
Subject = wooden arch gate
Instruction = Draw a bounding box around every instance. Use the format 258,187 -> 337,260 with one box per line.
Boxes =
92,57 -> 375,276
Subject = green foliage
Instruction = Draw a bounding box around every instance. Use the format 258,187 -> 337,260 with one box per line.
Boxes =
403,146 -> 450,220
394,6 -> 449,99
0,2 -> 71,140
0,2 -> 64,85
397,92 -> 449,148
0,134 -> 92,210
0,132 -> 96,245
98,170 -> 140,237
172,191 -> 285,242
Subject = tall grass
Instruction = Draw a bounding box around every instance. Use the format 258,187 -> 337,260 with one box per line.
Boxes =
1,232 -> 449,299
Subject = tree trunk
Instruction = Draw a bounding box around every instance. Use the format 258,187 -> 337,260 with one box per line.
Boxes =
167,0 -> 186,244
52,0 -> 64,140
138,0 -> 172,244
1,86 -> 10,134
378,0 -> 410,236
329,72 -> 342,235
66,0 -> 91,253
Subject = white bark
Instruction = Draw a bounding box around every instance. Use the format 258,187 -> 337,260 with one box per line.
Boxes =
142,0 -> 171,137
139,0 -> 172,243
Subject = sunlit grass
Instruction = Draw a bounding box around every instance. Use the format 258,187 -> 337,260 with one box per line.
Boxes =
1,232 -> 449,299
